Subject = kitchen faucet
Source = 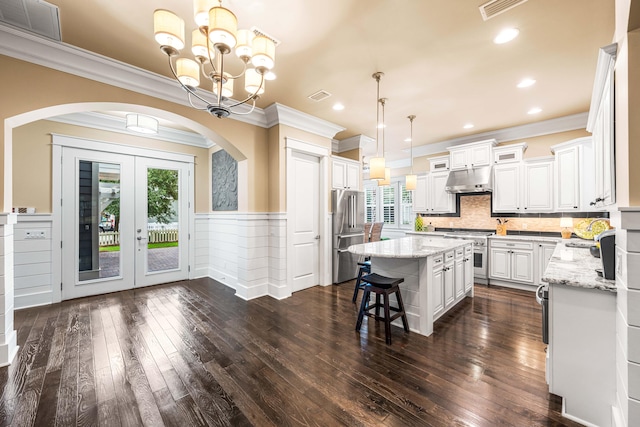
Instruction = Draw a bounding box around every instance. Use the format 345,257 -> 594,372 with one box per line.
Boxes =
586,217 -> 610,231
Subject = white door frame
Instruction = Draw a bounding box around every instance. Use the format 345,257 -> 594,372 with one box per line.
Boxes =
285,137 -> 330,297
52,133 -> 195,303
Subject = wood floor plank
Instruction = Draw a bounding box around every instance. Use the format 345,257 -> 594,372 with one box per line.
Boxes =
3,278 -> 585,427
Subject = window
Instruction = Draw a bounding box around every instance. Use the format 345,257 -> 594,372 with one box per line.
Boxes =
364,179 -> 413,228
365,186 -> 377,223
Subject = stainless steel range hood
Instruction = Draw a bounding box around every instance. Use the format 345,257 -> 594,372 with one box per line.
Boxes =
445,166 -> 493,193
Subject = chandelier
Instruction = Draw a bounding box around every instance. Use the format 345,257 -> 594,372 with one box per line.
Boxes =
153,0 -> 277,118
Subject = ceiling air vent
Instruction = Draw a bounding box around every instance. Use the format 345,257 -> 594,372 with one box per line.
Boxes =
308,90 -> 331,102
0,0 -> 61,41
479,0 -> 528,21
250,26 -> 281,47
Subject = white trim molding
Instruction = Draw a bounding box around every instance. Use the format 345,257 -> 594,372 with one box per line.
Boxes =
333,134 -> 375,154
587,43 -> 617,132
0,23 -> 345,140
265,103 -> 346,139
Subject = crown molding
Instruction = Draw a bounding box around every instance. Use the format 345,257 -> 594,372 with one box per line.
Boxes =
409,112 -> 589,159
0,23 -> 269,128
586,43 -> 617,132
333,134 -> 375,153
264,103 -> 345,139
48,112 -> 214,148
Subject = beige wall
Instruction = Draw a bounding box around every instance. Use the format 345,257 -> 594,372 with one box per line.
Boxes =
500,129 -> 590,158
13,120 -> 210,213
0,55 -> 271,212
334,148 -> 360,161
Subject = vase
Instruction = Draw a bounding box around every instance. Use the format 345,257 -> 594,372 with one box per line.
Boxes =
496,224 -> 507,236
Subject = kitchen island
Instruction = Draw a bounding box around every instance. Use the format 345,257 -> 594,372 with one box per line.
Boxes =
348,236 -> 474,337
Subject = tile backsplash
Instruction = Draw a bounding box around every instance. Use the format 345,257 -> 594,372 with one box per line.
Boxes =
419,194 -> 592,233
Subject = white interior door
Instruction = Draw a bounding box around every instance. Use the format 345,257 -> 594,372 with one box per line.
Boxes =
61,147 -> 191,300
291,151 -> 320,292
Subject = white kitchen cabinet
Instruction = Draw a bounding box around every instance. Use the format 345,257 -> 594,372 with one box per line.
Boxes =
489,240 -> 535,286
413,172 -> 455,214
430,171 -> 454,213
492,164 -> 521,212
431,255 -> 444,318
552,137 -> 594,212
429,156 -> 450,172
443,251 -> 455,309
493,143 -> 527,164
587,43 -> 616,210
537,242 -> 556,284
448,140 -> 495,170
454,248 -> 465,299
331,157 -> 360,190
463,245 -> 473,293
493,159 -> 553,213
412,175 -> 428,212
522,158 -> 554,212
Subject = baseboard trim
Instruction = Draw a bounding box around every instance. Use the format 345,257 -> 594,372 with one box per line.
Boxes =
14,291 -> 53,310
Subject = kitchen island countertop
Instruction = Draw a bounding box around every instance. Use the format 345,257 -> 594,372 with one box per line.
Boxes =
348,236 -> 472,259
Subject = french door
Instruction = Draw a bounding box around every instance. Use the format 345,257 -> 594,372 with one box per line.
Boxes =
61,147 -> 191,300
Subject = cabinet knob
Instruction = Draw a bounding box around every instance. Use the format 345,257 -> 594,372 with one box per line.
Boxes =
524,207 -> 527,210
574,206 -> 578,209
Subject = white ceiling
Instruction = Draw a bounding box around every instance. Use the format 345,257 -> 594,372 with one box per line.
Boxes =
9,0 -> 615,162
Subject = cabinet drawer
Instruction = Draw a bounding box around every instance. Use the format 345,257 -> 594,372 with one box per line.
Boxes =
445,251 -> 455,261
465,245 -> 473,254
455,248 -> 464,258
491,240 -> 534,251
433,254 -> 444,267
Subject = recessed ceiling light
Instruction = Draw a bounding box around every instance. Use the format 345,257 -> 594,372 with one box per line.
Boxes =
493,28 -> 519,44
264,71 -> 277,81
463,123 -> 474,129
528,107 -> 542,115
517,78 -> 536,88
377,123 -> 386,129
404,138 -> 412,142
332,103 -> 345,111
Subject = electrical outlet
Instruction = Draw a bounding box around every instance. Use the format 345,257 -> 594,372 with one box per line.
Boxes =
522,223 -> 528,230
449,221 -> 454,228
24,230 -> 46,239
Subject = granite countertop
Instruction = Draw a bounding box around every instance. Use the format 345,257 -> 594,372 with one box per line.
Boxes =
541,241 -> 616,292
404,231 -> 449,236
348,236 -> 472,259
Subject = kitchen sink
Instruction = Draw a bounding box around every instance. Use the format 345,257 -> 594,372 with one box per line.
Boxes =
565,242 -> 594,249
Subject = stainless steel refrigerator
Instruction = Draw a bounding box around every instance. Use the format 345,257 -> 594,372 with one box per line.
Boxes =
332,189 -> 365,283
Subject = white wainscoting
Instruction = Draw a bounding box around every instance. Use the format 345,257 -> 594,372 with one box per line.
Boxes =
13,215 -> 53,309
11,212 -> 292,308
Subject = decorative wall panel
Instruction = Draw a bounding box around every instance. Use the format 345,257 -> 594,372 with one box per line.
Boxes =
212,150 -> 238,211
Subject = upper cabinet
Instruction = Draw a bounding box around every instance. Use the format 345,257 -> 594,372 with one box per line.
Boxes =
586,43 -> 616,209
448,140 -> 497,170
551,137 -> 594,212
493,151 -> 554,213
331,156 -> 361,190
493,143 -> 527,165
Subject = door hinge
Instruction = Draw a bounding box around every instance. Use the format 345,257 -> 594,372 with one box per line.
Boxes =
60,198 -> 63,206
188,202 -> 191,208
188,265 -> 191,272
60,241 -> 62,248
60,282 -> 63,291
188,233 -> 191,240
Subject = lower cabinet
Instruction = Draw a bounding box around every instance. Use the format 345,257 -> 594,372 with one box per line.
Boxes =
537,242 -> 556,284
432,245 -> 472,320
463,245 -> 473,293
489,240 -> 535,287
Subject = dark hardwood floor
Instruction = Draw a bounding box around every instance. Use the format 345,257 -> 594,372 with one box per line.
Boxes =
0,278 -> 581,426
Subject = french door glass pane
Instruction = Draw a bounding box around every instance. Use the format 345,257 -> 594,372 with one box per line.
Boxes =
78,161 -> 120,281
147,168 -> 179,272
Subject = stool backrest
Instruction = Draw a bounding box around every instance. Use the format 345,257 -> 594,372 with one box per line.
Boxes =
363,222 -> 373,242
370,222 -> 384,242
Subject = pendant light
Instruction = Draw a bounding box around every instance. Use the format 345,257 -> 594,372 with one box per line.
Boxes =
369,72 -> 386,180
405,115 -> 417,190
377,98 -> 391,187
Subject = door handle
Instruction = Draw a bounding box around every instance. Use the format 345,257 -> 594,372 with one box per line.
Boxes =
137,236 -> 147,241
315,235 -> 320,240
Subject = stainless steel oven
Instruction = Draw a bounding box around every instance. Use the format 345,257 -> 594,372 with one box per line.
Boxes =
444,231 -> 492,283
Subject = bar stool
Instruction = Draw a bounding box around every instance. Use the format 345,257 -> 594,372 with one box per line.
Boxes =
351,261 -> 371,303
355,273 -> 409,345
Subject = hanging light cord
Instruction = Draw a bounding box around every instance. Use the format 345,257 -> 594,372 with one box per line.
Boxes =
408,115 -> 416,174
380,98 -> 386,157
